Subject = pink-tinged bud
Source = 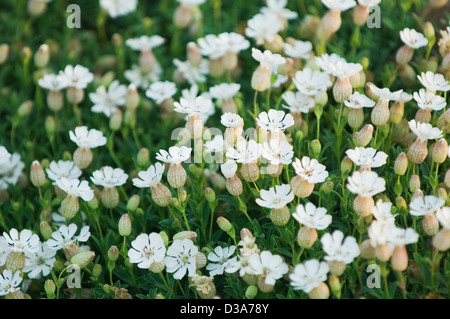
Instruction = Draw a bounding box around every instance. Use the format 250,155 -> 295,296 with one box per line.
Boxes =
432,228 -> 450,251
360,239 -> 376,259
308,282 -> 330,299
251,66 -> 270,92
407,139 -> 428,164
297,226 -> 318,248
30,160 -> 46,187
353,5 -> 369,26
187,42 -> 202,67
375,243 -> 392,262
240,163 -> 259,183
353,124 -> 373,147
415,108 -> 431,123
185,114 -> 203,139
66,87 -> 84,105
173,5 -> 192,28
321,10 -> 341,34
73,147 -> 93,169
394,152 -> 408,175
173,231 -> 197,241
291,175 -> 315,198
423,214 -> 439,236
139,50 -> 156,74
328,260 -> 347,276
432,139 -> 448,163
108,245 -> 120,262
61,195 -> 80,220
263,34 -> 284,54
353,194 -> 374,217
333,77 -> 353,103
391,245 -> 408,271
167,163 -> 187,189
5,251 -> 25,273
270,206 -> 290,226
347,108 -> 364,129
396,45 -> 414,65
226,175 -> 243,196
409,175 -> 421,193
151,183 -> 172,207
390,101 -> 404,124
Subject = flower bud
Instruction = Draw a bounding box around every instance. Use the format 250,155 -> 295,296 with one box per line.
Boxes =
187,42 -> 202,67
30,160 -> 46,187
0,43 -> 9,64
109,110 -> 123,131
432,228 -> 450,251
173,231 -> 197,241
40,221 -> 53,240
391,245 -> 408,271
44,279 -> 56,299
217,216 -> 233,233
438,187 -> 447,201
353,124 -> 373,147
34,44 -> 50,68
139,50 -> 156,74
205,187 -> 215,203
333,77 -> 353,103
88,196 -> 99,210
251,66 -> 270,92
174,5 -> 192,28
395,45 -> 414,65
394,152 -> 408,175
17,100 -> 33,118
320,181 -> 334,194
328,275 -> 341,298
125,84 -> 139,110
432,139 -> 448,163
297,226 -> 318,248
245,285 -> 258,299
360,239 -> 376,259
399,64 -> 417,88
73,147 -> 93,169
137,148 -> 150,168
61,195 -> 79,219
409,175 -> 421,193
108,245 -> 120,262
151,183 -> 172,207
167,163 -> 187,189
101,187 -> 119,209
45,115 -> 56,137
126,195 -> 140,212
308,282 -> 330,299
321,9 -> 341,34
226,174 -> 243,196
396,196 -> 407,211
28,0 -> 47,17
118,214 -> 132,237
340,156 -> 353,175
291,175 -> 314,198
311,139 -> 321,156
353,4 -> 369,26
423,214 -> 439,236
70,251 -> 95,269
159,231 -> 169,247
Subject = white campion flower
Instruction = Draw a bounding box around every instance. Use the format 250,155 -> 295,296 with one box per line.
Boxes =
0,153 -> 25,190
346,170 -> 386,197
372,200 -> 397,224
260,0 -> 298,22
262,139 -> 294,165
91,166 -> 128,188
38,73 -> 67,91
368,220 -> 395,247
409,195 -> 445,216
218,32 -> 250,54
289,259 -> 329,293
417,71 -> 450,93
197,34 -> 228,59
400,28 -> 428,49
316,53 -> 362,78
145,81 -> 177,104
320,230 -> 360,264
69,126 -> 107,149
209,83 -> 241,100
89,80 -> 127,117
388,227 -> 419,247
220,113 -> 243,128
408,120 -> 443,141
204,135 -> 227,154
256,184 -> 294,209
125,35 -> 165,52
2,229 -> 40,254
322,0 -> 357,11
124,63 -> 162,89
220,161 -> 238,179
369,84 -> 403,103
344,92 -> 375,109
46,224 -> 91,251
128,233 -> 166,269
345,147 -> 388,169
247,251 -> 289,285
173,58 -> 209,85
284,39 -> 312,59
436,207 -> 450,229
293,202 -> 332,230
164,239 -> 198,280
180,85 -> 215,123
0,270 -> 22,296
226,140 -> 262,164
156,146 -> 192,164
252,48 -> 286,70
132,162 -> 165,188
0,146 -> 10,165
55,178 -> 94,202
256,109 -> 294,133
293,67 -> 332,96
205,245 -> 239,276
23,242 -> 56,279
45,160 -> 82,185
177,0 -> 206,7
245,12 -> 284,45
0,238 -> 9,266
357,0 -> 381,6
292,157 -> 329,184
282,91 -> 315,113
59,65 -> 94,89
100,0 -> 138,18
413,89 -> 446,111
173,96 -> 213,118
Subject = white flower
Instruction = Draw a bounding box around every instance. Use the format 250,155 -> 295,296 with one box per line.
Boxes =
23,242 -> 56,279
408,120 -> 443,141
292,157 -> 329,184
0,153 -> 24,190
369,85 -> 403,102
0,146 -> 10,165
206,245 -> 238,276
221,113 -> 243,128
262,139 -> 294,165
46,160 -> 82,185
220,161 -> 238,179
261,0 -> 298,22
179,85 -> 215,123
368,220 -> 395,246
46,224 -> 90,250
69,126 -> 107,149
256,109 -> 294,133
218,32 -> 250,54
226,140 -> 262,164
317,53 -> 362,78
321,230 -> 360,263
293,67 -> 332,96
345,147 -> 388,169
256,184 -> 294,209
89,80 -> 127,117
293,202 -> 332,230
173,58 -> 209,85
436,207 -> 450,229
388,227 -> 419,247
173,96 -> 213,118
59,64 -> 94,89
289,259 -> 329,293
346,171 -> 386,197
409,195 -> 445,216
413,89 -> 446,111
400,28 -> 428,49
145,81 -> 177,104
372,200 -> 397,224
128,233 -> 166,269
396,91 -> 413,103
177,0 -> 206,6
197,34 -> 228,59
204,135 -> 226,154
2,229 -> 40,254
252,48 -> 286,69
357,0 -> 381,6
156,146 -> 192,164
0,238 -> 9,266
209,83 -> 241,100
125,35 -> 165,52
417,71 -> 450,93
247,251 -> 288,285
0,270 -> 22,296
100,0 -> 138,18
284,39 -> 312,59
245,12 -> 284,45
344,92 -> 375,109
91,166 -> 128,188
322,0 -> 356,11
38,73 -> 67,91
164,239 -> 198,280
55,178 -> 94,201
124,63 -> 162,89
282,91 -> 315,113
133,162 -> 165,188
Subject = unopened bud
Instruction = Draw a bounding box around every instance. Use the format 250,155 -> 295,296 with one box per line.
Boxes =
341,156 -> 353,175
61,195 -> 79,219
30,160 -> 46,187
126,195 -> 140,212
118,214 -> 132,237
27,0 -> 47,17
174,5 -> 192,28
432,139 -> 448,163
353,124 -> 373,147
187,42 -> 202,67
137,148 -> 150,167
173,231 -> 197,241
159,231 -> 169,247
70,251 -> 95,269
108,246 -> 120,262
205,187 -> 215,203
394,152 -> 408,175
251,66 -> 270,92
44,279 -> 56,299
126,84 -> 139,110
34,44 -> 50,68
40,221 -> 52,240
217,217 -> 233,232
17,100 -> 33,117
109,110 -> 123,131
245,285 -> 258,299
